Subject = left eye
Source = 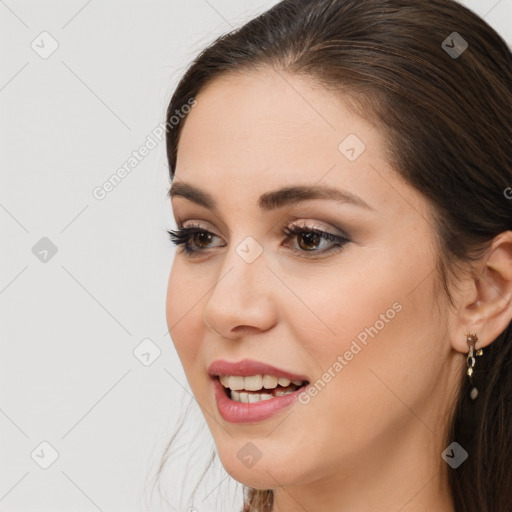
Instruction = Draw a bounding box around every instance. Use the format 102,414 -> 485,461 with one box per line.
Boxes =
166,223 -> 350,257
282,224 -> 349,254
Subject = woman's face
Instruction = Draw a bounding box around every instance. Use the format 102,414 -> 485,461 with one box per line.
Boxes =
166,69 -> 464,493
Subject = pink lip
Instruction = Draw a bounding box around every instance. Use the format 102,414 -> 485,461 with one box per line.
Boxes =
211,376 -> 307,423
208,358 -> 310,423
207,358 -> 309,382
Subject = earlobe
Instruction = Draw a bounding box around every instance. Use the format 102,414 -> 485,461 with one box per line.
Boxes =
451,231 -> 512,354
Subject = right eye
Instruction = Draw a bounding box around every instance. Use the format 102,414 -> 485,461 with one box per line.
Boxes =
167,224 -> 225,255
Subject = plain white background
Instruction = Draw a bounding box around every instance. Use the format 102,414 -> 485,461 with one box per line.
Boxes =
1,1 -> 511,511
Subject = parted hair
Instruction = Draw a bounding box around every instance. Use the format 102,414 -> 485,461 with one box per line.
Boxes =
162,1 -> 512,510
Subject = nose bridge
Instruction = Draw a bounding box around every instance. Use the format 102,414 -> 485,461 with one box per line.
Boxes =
204,234 -> 275,334
213,234 -> 267,302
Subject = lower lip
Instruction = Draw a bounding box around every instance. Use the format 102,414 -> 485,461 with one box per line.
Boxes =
212,377 -> 305,423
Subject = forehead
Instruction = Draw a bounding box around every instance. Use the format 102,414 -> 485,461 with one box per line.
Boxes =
177,68 -> 377,167
174,68 -> 417,217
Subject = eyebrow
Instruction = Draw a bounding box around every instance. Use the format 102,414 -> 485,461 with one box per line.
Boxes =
168,181 -> 375,212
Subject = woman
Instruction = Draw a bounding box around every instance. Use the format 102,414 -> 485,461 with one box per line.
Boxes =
160,0 -> 512,510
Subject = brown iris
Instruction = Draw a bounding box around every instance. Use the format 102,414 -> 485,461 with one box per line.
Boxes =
297,231 -> 321,251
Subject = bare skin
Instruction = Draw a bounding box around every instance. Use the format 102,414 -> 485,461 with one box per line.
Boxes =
166,68 -> 512,512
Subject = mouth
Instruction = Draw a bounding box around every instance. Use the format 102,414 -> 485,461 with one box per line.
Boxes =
216,374 -> 309,403
208,358 -> 310,404
208,359 -> 310,423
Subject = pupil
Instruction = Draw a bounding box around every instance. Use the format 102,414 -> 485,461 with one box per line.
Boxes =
196,232 -> 212,247
299,232 -> 319,250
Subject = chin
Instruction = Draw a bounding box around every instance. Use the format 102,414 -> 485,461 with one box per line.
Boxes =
214,440 -> 307,489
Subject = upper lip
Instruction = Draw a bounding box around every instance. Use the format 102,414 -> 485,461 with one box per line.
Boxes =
208,358 -> 309,382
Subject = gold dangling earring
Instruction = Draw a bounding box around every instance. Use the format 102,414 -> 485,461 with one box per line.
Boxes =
466,333 -> 483,400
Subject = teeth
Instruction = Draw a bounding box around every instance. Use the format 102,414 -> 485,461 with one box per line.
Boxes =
219,374 -> 305,391
275,389 -> 294,397
248,392 -> 272,403
220,375 -> 244,390
262,375 -> 278,389
244,375 -> 262,391
230,390 -> 284,403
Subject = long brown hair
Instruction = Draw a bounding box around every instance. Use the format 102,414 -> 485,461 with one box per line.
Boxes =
161,1 -> 512,510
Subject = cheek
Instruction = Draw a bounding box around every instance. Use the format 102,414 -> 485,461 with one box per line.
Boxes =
295,238 -> 436,364
166,262 -> 203,367
281,251 -> 409,365
285,248 -> 439,430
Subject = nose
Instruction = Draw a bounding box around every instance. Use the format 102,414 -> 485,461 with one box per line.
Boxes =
203,241 -> 278,339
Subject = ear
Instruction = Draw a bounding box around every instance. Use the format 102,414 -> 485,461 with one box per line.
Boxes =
451,231 -> 512,353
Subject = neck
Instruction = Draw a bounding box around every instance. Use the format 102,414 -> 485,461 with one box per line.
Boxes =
271,418 -> 456,512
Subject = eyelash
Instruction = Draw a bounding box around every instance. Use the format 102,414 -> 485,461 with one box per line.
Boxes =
166,222 -> 350,258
